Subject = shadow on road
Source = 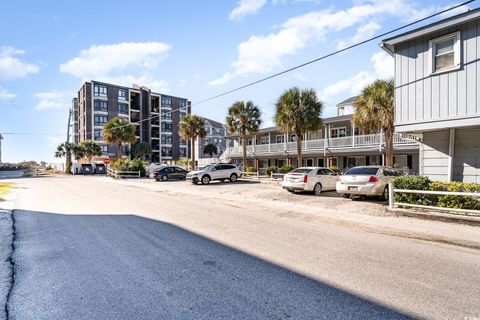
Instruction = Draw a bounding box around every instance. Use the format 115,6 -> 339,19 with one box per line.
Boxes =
7,210 -> 413,319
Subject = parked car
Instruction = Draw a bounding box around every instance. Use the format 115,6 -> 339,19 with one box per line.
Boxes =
336,166 -> 399,200
282,167 -> 338,195
186,163 -> 242,185
146,163 -> 167,178
154,166 -> 188,182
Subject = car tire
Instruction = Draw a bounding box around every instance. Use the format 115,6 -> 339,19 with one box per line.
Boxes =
380,186 -> 389,201
161,175 -> 168,182
230,173 -> 238,182
201,175 -> 211,185
313,183 -> 322,196
154,178 -> 160,182
192,180 -> 198,185
342,193 -> 351,199
219,179 -> 225,182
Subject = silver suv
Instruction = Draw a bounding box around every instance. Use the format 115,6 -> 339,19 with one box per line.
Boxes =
186,163 -> 242,185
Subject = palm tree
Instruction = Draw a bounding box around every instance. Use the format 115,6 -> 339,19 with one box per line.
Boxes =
353,79 -> 394,166
103,117 -> 137,160
131,142 -> 152,160
226,101 -> 262,169
79,140 -> 102,162
203,143 -> 218,158
179,115 -> 207,170
71,144 -> 85,161
54,142 -> 74,174
274,87 -> 323,166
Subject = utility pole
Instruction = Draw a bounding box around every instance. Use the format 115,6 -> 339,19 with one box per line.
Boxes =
66,107 -> 72,143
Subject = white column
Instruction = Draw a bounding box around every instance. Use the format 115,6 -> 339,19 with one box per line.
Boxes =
447,128 -> 455,182
268,133 -> 271,152
352,123 -> 355,147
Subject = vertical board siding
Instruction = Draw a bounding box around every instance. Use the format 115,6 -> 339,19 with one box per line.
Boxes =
421,130 -> 450,182
394,19 -> 480,126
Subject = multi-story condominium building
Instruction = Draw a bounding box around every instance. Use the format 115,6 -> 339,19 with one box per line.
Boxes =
382,8 -> 480,183
196,117 -> 227,166
222,97 -> 420,173
73,81 -> 191,163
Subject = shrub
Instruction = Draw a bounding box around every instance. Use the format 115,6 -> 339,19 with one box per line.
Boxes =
280,165 -> 294,174
328,166 -> 342,174
246,166 -> 256,173
111,159 -> 147,177
393,175 -> 431,205
429,181 -> 480,210
266,166 -> 277,176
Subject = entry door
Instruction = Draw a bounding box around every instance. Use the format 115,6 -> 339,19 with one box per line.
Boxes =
306,158 -> 314,167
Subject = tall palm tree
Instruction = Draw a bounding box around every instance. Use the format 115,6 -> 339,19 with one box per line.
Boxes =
179,115 -> 207,170
203,143 -> 218,158
274,87 -> 323,166
353,79 -> 394,167
103,117 -> 137,160
79,140 -> 102,162
226,101 -> 262,169
131,142 -> 152,160
54,142 -> 74,173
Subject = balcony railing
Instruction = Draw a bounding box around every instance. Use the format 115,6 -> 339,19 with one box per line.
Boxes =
222,133 -> 417,158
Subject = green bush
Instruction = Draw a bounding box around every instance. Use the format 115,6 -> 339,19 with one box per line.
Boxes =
280,165 -> 294,174
246,166 -> 256,173
266,166 -> 277,176
429,181 -> 480,210
111,159 -> 147,177
393,175 -> 431,205
328,166 -> 341,174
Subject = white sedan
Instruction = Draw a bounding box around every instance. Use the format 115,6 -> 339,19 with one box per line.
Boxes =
282,167 -> 338,195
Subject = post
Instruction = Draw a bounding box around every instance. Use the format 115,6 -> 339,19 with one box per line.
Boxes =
388,182 -> 394,209
447,128 -> 455,182
352,123 -> 355,147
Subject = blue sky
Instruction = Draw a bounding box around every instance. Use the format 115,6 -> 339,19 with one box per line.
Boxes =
0,0 -> 471,163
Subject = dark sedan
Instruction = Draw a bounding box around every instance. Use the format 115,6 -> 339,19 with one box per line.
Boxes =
154,166 -> 188,181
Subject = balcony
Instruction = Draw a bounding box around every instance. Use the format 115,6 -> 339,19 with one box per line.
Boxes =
222,133 -> 418,158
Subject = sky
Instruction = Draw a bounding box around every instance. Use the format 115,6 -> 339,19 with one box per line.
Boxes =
0,0 -> 472,163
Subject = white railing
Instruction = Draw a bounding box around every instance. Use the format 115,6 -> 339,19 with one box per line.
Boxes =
329,136 -> 353,148
270,172 -> 285,181
388,183 -> 480,214
107,167 -> 141,179
242,171 -> 259,180
354,133 -> 380,146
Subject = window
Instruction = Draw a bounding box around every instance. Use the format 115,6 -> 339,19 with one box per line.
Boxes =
100,145 -> 108,153
276,135 -> 285,143
179,148 -> 187,157
94,115 -> 108,126
260,137 -> 268,145
345,167 -> 379,175
122,145 -> 129,156
179,138 -> 187,145
161,97 -> 172,106
179,100 -> 186,107
430,32 -> 460,73
94,85 -> 107,97
161,110 -> 171,120
331,127 -> 346,138
161,122 -> 172,132
94,129 -> 103,141
161,147 -> 172,157
94,100 -> 107,112
118,103 -> 128,114
290,135 -> 296,142
203,138 -> 209,145
161,135 -> 172,144
118,89 -> 127,101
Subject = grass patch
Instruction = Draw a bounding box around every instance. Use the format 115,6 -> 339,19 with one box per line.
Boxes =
0,183 -> 12,199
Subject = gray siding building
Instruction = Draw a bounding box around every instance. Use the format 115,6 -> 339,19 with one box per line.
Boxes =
382,8 -> 480,183
195,117 -> 227,166
73,81 -> 191,163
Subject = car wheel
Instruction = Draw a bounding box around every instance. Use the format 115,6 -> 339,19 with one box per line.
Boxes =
230,173 -> 238,182
161,175 -> 168,182
192,180 -> 198,185
380,186 -> 389,201
201,175 -> 211,185
342,193 -> 351,199
154,178 -> 160,182
313,183 -> 322,196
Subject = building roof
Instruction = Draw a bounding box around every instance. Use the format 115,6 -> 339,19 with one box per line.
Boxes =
336,96 -> 358,107
202,117 -> 225,128
381,7 -> 480,55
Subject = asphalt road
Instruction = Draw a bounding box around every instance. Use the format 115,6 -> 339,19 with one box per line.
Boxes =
2,176 -> 480,319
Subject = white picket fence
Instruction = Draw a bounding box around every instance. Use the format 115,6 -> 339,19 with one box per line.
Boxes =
107,167 -> 141,179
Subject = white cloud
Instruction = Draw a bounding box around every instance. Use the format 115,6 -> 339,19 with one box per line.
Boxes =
229,0 -> 268,21
60,42 -> 171,79
320,51 -> 393,103
0,87 -> 15,101
35,91 -> 72,110
337,21 -> 381,49
211,0 -> 434,86
98,75 -> 170,94
0,46 -> 40,80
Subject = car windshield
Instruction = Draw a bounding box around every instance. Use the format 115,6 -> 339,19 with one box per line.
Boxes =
201,164 -> 216,171
345,167 -> 379,175
290,168 -> 313,174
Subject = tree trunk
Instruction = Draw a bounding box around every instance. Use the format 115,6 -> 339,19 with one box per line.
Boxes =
191,138 -> 196,171
117,142 -> 122,160
65,148 -> 72,174
296,136 -> 303,167
242,134 -> 247,171
384,129 -> 394,167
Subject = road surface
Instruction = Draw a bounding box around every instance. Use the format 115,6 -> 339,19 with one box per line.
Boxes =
1,176 -> 480,319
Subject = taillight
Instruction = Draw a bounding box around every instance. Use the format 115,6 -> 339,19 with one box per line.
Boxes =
282,175 -> 284,181
303,175 -> 308,183
368,176 -> 379,183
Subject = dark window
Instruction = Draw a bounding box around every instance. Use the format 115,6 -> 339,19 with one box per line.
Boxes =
94,85 -> 107,97
178,100 -> 186,107
118,103 -> 128,114
118,89 -> 127,101
345,167 -> 379,175
162,123 -> 172,132
291,168 -> 313,174
94,100 -> 108,112
94,116 -> 108,126
161,110 -> 171,120
161,135 -> 172,144
317,169 -> 330,175
94,129 -> 103,141
100,145 -> 108,152
161,97 -> 172,106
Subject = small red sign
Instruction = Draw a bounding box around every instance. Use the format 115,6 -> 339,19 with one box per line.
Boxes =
103,158 -> 110,165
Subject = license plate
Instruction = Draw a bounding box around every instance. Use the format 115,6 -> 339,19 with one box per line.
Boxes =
348,186 -> 358,191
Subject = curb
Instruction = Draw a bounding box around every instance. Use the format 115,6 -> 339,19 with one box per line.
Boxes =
387,208 -> 480,227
